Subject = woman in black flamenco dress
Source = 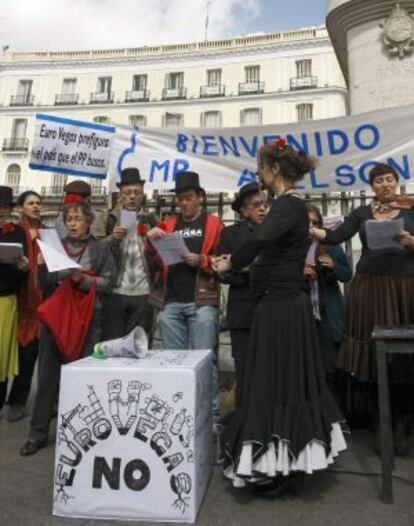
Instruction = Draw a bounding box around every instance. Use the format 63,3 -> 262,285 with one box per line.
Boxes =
214,141 -> 347,488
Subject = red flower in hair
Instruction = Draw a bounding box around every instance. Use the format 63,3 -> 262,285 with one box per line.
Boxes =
62,194 -> 83,205
1,222 -> 14,234
276,137 -> 287,148
138,223 -> 149,236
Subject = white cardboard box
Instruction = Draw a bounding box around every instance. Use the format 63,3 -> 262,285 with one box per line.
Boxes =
53,350 -> 213,523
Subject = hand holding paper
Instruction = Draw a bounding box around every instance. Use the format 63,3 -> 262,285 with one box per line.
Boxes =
149,231 -> 189,265
37,235 -> 82,273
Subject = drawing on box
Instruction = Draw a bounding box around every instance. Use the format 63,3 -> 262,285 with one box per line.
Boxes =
171,472 -> 192,514
54,464 -> 74,504
186,450 -> 194,463
170,409 -> 194,449
141,394 -> 173,432
173,392 -> 183,403
108,379 -> 151,435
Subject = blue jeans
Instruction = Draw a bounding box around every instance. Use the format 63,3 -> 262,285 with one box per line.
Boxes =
159,302 -> 220,422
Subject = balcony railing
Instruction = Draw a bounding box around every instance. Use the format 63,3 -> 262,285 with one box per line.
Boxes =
162,87 -> 187,100
10,94 -> 34,106
238,81 -> 264,95
200,84 -> 225,98
41,186 -> 108,197
90,91 -> 114,103
2,138 -> 29,151
125,89 -> 150,102
290,76 -> 318,90
55,93 -> 79,105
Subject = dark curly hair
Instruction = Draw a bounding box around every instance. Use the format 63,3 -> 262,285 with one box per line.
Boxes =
368,163 -> 399,186
17,190 -> 41,207
259,142 -> 317,183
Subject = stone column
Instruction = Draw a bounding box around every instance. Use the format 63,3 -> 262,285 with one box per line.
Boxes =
327,0 -> 414,114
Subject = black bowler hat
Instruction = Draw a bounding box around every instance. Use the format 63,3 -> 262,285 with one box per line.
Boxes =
0,185 -> 14,207
172,171 -> 205,195
116,167 -> 146,188
232,182 -> 261,212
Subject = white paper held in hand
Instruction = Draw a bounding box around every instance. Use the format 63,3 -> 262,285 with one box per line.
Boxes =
37,239 -> 82,272
120,209 -> 138,237
149,231 -> 190,265
0,242 -> 23,264
39,228 -> 67,255
365,217 -> 405,250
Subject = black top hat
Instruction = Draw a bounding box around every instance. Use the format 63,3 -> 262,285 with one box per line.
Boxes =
232,182 -> 261,212
116,167 -> 146,188
64,180 -> 92,197
0,185 -> 14,207
172,171 -> 205,195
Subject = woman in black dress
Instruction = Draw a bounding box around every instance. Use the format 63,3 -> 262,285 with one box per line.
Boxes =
311,163 -> 414,455
214,140 -> 346,488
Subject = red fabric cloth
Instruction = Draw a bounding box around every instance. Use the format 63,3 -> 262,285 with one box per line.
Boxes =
17,221 -> 43,346
36,274 -> 97,362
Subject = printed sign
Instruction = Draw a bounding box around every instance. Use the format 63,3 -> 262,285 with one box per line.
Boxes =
53,351 -> 213,523
108,104 -> 414,193
30,114 -> 115,179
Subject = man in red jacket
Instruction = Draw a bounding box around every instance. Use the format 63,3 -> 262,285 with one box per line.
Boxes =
146,171 -> 223,423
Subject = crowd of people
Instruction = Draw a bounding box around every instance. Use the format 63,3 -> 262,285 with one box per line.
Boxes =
0,140 -> 413,496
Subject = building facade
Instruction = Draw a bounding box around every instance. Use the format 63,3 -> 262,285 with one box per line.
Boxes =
0,25 -> 347,197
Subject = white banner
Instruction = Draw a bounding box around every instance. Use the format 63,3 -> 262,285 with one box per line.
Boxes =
108,104 -> 414,193
30,114 -> 115,179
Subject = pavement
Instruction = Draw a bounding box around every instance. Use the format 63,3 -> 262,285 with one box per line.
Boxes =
0,336 -> 413,526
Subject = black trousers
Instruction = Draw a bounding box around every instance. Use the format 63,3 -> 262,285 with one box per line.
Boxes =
29,311 -> 101,442
102,293 -> 154,341
230,329 -> 250,409
7,339 -> 39,407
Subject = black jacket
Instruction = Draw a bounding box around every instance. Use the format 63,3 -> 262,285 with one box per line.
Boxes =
0,223 -> 28,296
217,220 -> 256,329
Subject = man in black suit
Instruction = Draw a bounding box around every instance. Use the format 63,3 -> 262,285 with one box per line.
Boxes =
217,183 -> 268,408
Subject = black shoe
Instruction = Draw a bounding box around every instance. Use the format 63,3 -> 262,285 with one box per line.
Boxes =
251,473 -> 303,498
20,439 -> 47,457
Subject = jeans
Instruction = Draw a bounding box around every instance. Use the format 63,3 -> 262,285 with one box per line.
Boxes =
159,302 -> 220,422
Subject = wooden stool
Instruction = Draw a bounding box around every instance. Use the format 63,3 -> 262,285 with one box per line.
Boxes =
372,325 -> 414,504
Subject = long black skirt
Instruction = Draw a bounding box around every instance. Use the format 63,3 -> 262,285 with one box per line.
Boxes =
220,290 -> 347,487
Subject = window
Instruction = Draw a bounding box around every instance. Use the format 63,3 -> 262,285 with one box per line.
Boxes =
245,66 -> 260,83
296,60 -> 312,78
62,78 -> 77,94
296,103 -> 313,122
87,177 -> 103,194
133,75 -> 147,91
97,77 -> 112,94
6,164 -> 21,193
167,72 -> 184,89
207,69 -> 221,87
51,174 -> 68,195
202,111 -> 222,128
12,119 -> 27,139
164,112 -> 183,128
93,116 -> 109,124
241,108 -> 262,126
129,115 -> 147,128
17,80 -> 33,97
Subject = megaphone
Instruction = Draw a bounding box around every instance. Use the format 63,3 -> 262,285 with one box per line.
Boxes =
93,326 -> 148,359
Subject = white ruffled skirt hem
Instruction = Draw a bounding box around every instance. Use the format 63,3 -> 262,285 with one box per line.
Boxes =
223,422 -> 347,488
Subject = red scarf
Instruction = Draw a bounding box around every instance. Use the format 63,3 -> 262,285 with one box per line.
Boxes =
17,220 -> 43,346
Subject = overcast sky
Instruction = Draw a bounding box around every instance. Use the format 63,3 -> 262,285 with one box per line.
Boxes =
0,0 -> 327,52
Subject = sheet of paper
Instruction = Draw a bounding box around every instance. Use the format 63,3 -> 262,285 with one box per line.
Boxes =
149,232 -> 190,265
120,210 -> 138,237
365,218 -> 405,250
0,242 -> 23,264
37,239 -> 82,272
39,228 -> 67,255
